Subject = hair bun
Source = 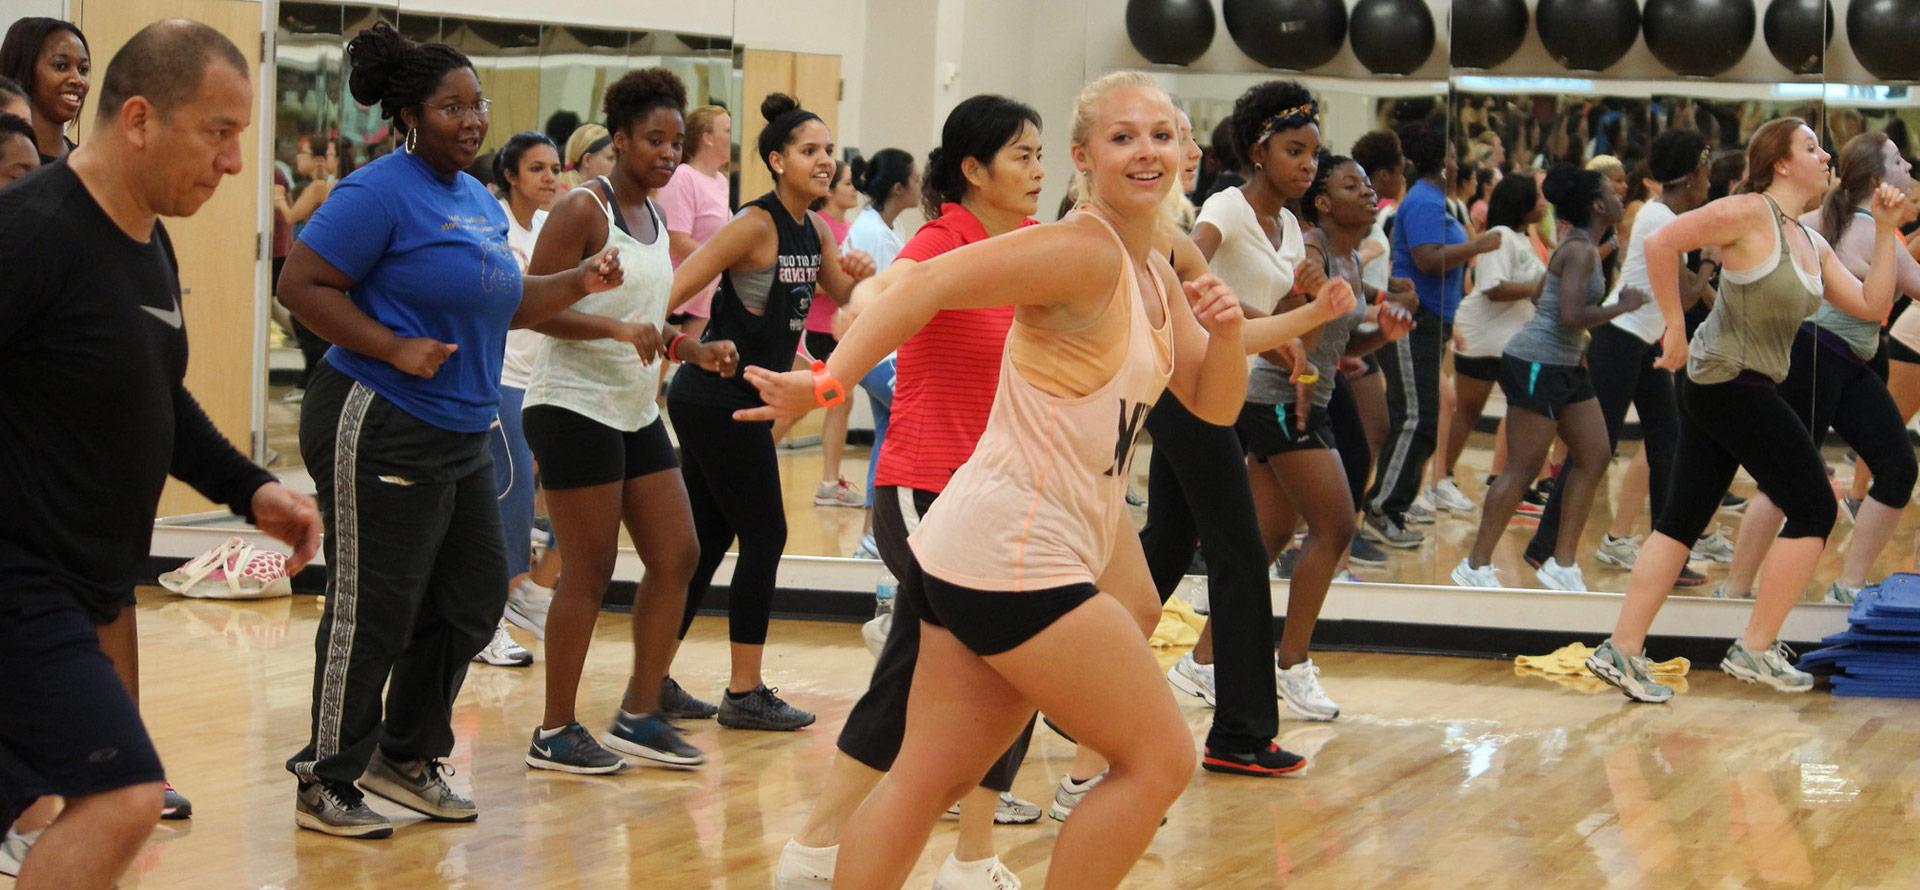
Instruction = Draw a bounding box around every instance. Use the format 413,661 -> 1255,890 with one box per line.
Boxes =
1540,163 -> 1580,206
847,155 -> 869,190
761,92 -> 801,123
346,21 -> 410,108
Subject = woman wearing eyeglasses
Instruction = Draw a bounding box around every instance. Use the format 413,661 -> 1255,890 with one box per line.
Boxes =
277,22 -> 623,839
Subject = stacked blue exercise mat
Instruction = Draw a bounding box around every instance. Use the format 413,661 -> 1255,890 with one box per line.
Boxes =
1799,573 -> 1920,698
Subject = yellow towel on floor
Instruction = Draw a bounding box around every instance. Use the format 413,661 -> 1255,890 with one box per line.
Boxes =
1515,642 -> 1690,676
1150,596 -> 1208,648
1515,643 -> 1690,694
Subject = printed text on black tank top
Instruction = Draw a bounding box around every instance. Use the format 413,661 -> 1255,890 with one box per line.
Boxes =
1105,399 -> 1149,477
779,254 -> 820,331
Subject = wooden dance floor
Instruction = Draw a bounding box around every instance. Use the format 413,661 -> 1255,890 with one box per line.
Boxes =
19,588 -> 1915,888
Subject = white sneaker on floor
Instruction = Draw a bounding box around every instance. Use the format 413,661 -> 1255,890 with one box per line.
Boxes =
1429,479 -> 1475,513
1720,640 -> 1814,693
1691,527 -> 1735,564
861,613 -> 891,657
1166,652 -> 1217,706
1276,658 -> 1339,721
944,791 -> 1044,824
1535,557 -> 1588,592
934,854 -> 1023,890
1451,558 -> 1501,588
814,479 -> 865,507
0,828 -> 38,878
1047,772 -> 1104,821
473,620 -> 532,667
1594,534 -> 1640,569
773,839 -> 837,889
504,579 -> 553,639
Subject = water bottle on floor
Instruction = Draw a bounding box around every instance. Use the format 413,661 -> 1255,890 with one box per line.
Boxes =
874,571 -> 896,619
864,571 -> 897,658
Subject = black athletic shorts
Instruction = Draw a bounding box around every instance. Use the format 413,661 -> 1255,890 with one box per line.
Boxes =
1889,336 -> 1920,367
1236,400 -> 1336,458
1498,355 -> 1595,420
918,575 -> 1098,657
1454,353 -> 1502,382
804,331 -> 837,363
0,593 -> 164,829
522,407 -> 678,490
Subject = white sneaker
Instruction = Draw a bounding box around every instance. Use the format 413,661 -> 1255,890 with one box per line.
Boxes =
1691,527 -> 1735,564
851,534 -> 881,560
504,579 -> 553,639
472,620 -> 532,667
0,828 -> 38,878
1535,557 -> 1588,592
934,854 -> 1023,890
1450,558 -> 1501,588
1429,479 -> 1475,513
1594,534 -> 1640,569
1276,658 -> 1339,721
1825,581 -> 1863,605
814,479 -> 865,507
1166,652 -> 1217,706
773,839 -> 837,889
1720,640 -> 1814,693
861,613 -> 891,657
1047,772 -> 1104,821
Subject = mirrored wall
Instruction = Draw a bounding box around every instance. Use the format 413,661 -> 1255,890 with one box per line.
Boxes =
1094,0 -> 1915,606
263,2 -> 738,470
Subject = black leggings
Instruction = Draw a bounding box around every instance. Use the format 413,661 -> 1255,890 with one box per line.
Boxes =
1654,372 -> 1836,545
1777,325 -> 1916,509
1526,325 -> 1680,563
1136,392 -> 1278,755
667,396 -> 786,645
1326,374 -> 1371,505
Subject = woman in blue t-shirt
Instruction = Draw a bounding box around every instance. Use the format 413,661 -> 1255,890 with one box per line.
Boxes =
1362,122 -> 1499,547
276,22 -> 622,840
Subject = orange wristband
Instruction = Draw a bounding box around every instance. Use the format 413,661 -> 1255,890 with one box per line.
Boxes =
811,360 -> 847,408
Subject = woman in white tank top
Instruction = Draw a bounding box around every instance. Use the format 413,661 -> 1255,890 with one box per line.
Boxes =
518,70 -> 740,774
740,73 -> 1256,888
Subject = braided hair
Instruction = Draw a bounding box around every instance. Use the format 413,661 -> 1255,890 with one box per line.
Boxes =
346,21 -> 471,138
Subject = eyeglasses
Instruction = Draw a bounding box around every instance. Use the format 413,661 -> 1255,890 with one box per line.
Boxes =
429,98 -> 492,121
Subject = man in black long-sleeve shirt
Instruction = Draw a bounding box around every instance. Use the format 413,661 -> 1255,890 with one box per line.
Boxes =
0,21 -> 319,890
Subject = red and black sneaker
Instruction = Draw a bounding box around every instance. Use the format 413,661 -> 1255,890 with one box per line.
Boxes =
1201,743 -> 1306,778
1672,564 -> 1710,588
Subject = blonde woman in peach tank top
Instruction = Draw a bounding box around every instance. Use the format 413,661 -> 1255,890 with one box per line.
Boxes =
740,73 -> 1252,889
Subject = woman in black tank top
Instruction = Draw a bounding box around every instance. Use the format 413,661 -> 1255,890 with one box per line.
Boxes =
658,93 -> 873,730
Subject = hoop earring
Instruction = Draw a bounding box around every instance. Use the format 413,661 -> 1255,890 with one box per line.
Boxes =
405,128 -> 418,154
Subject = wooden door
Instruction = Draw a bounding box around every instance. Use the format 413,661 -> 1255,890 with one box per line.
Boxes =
72,0 -> 265,517
792,53 -> 841,139
738,48 -> 794,201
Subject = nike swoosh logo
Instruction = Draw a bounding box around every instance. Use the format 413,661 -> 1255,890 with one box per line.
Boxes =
142,299 -> 183,329
532,742 -> 554,758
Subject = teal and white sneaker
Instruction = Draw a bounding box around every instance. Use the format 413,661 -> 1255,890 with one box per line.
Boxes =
525,723 -> 626,774
1691,527 -> 1735,564
606,712 -> 705,767
1720,640 -> 1814,693
1825,582 -> 1863,605
1585,639 -> 1675,703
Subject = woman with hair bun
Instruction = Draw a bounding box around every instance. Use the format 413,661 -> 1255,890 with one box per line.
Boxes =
517,68 -> 739,774
1453,163 -> 1642,592
279,21 -> 623,838
659,92 -> 874,732
1590,118 -> 1913,704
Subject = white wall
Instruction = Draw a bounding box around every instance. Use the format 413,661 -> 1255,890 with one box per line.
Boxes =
2,0 -> 67,20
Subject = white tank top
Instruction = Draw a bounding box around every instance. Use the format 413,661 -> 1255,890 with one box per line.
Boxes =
911,212 -> 1174,590
524,180 -> 673,430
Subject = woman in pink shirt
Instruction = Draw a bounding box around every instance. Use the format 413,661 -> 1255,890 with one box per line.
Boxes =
657,104 -> 733,338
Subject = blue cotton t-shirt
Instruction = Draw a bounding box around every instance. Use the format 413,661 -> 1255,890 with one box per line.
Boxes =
1391,179 -> 1467,322
299,150 -> 523,433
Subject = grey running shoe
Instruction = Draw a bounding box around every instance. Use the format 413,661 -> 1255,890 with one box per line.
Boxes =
606,712 -> 705,766
1691,527 -> 1735,564
1720,640 -> 1814,693
1363,510 -> 1425,549
1047,772 -> 1103,822
360,750 -> 477,822
660,676 -> 719,720
718,685 -> 816,731
1585,639 -> 1675,703
295,780 -> 393,839
525,723 -> 627,775
1348,534 -> 1390,567
161,781 -> 192,819
1404,496 -> 1437,525
944,791 -> 1044,825
1594,534 -> 1639,569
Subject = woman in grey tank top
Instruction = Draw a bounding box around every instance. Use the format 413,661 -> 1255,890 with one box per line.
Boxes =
1589,118 -> 1916,705
1454,165 -> 1645,593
